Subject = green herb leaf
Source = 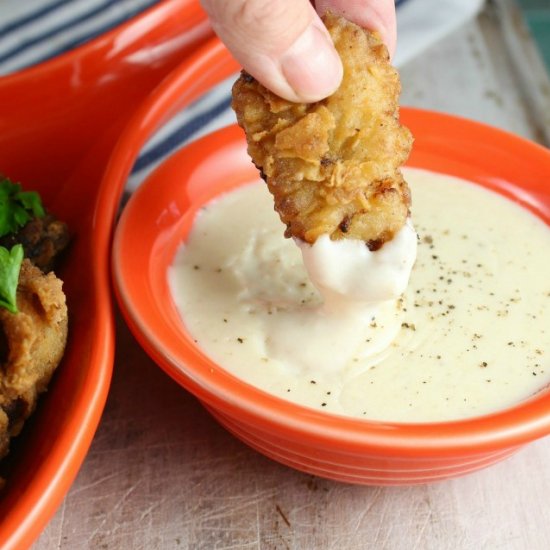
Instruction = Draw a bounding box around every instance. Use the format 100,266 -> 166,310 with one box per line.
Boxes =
0,177 -> 45,237
17,190 -> 45,218
0,244 -> 23,313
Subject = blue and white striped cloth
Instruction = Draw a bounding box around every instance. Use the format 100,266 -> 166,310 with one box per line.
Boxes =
0,0 -> 483,191
0,0 -> 162,74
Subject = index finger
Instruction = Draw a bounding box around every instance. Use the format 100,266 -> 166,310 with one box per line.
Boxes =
314,0 -> 397,56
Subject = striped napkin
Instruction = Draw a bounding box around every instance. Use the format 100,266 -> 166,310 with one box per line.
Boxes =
0,0 -> 483,190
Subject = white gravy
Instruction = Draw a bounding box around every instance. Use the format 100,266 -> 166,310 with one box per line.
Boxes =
168,168 -> 550,422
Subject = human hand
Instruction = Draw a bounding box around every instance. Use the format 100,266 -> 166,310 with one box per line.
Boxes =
201,0 -> 396,103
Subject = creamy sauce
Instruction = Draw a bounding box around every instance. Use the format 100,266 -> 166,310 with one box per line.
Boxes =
168,169 -> 550,422
296,220 -> 417,314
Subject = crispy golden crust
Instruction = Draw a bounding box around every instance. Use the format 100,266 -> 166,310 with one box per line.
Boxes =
0,260 -> 68,464
232,13 -> 413,248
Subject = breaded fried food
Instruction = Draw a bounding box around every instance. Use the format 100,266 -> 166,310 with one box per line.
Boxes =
0,212 -> 70,273
232,13 -> 412,250
0,259 -> 68,467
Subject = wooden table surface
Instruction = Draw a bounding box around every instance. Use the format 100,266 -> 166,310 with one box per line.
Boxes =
35,2 -> 550,548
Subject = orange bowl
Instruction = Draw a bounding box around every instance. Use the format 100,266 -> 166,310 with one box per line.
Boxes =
111,39 -> 550,485
0,1 -> 210,548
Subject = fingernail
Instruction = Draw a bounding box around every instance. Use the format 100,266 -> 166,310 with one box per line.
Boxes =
280,23 -> 343,102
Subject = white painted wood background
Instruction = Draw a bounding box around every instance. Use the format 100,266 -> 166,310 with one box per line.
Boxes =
35,1 -> 550,548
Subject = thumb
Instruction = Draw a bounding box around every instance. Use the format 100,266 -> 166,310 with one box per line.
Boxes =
201,0 -> 343,103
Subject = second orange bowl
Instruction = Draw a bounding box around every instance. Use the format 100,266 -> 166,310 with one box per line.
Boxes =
110,39 -> 550,485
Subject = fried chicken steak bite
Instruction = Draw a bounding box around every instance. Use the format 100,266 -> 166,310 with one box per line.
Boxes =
0,213 -> 70,273
0,260 -> 68,472
231,13 -> 412,250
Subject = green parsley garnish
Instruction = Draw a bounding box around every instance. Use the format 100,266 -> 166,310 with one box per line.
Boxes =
0,177 -> 45,238
0,244 -> 23,313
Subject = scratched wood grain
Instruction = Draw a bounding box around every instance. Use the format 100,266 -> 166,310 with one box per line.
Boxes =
35,2 -> 550,549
